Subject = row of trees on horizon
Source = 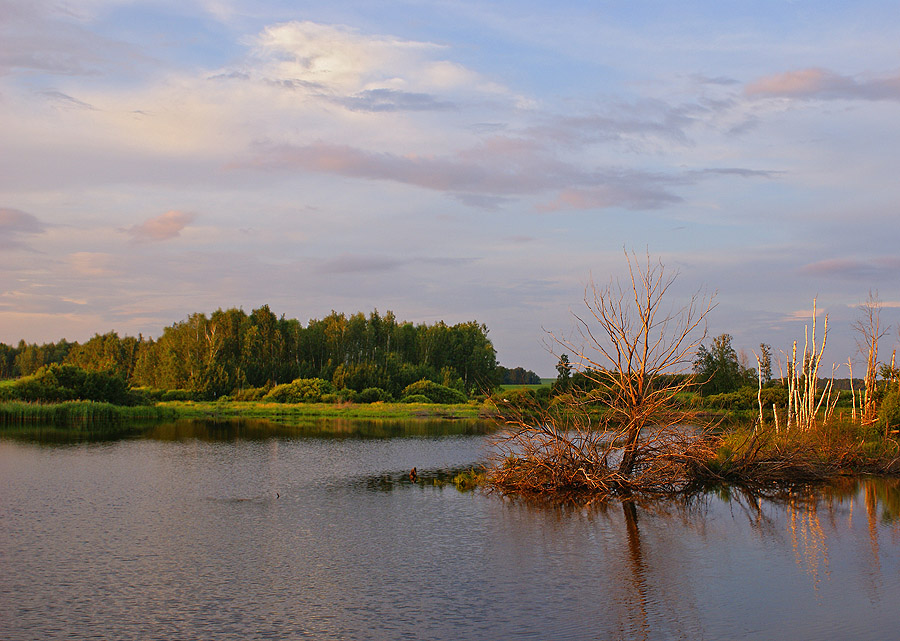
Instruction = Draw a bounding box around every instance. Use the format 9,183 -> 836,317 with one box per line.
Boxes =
0,306 -> 505,399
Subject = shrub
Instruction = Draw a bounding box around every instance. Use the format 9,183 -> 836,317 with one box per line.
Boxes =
161,389 -> 197,402
262,378 -> 335,403
262,383 -> 301,403
492,388 -> 535,406
0,380 -> 15,402
401,379 -> 467,404
3,364 -> 131,405
357,387 -> 392,403
129,387 -> 166,404
879,386 -> 900,433
400,394 -> 432,404
760,385 -> 788,408
336,388 -> 357,402
229,385 -> 270,402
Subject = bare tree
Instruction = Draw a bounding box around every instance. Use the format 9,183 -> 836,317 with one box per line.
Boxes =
853,291 -> 888,425
490,252 -> 716,495
779,300 -> 837,431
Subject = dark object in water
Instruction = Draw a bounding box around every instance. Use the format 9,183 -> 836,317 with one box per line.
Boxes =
409,467 -> 418,482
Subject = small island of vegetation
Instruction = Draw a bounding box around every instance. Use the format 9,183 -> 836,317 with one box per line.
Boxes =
490,254 -> 900,500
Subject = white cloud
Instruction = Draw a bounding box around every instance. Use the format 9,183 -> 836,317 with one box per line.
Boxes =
252,21 -> 440,94
0,19 -> 520,177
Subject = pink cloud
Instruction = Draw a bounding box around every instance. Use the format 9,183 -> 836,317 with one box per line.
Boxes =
536,185 -> 680,213
127,210 -> 195,242
0,207 -> 45,249
746,68 -> 900,101
244,141 -> 683,211
249,142 -> 533,194
801,256 -> 900,279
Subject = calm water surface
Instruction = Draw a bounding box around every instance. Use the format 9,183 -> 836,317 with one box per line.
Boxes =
2,419 -> 899,640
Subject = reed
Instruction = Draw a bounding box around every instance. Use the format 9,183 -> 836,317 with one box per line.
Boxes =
694,419 -> 900,484
0,401 -> 177,427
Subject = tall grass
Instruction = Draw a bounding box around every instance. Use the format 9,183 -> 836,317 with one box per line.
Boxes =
694,419 -> 900,484
0,401 -> 177,427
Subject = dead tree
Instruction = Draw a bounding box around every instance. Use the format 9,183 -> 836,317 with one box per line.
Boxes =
490,252 -> 716,496
779,300 -> 837,431
853,291 -> 888,425
575,254 -> 713,475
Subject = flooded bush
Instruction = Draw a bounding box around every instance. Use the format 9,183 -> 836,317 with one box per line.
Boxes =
490,254 -> 715,497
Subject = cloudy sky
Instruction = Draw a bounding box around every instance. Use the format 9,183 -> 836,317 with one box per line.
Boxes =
2,0 -> 899,375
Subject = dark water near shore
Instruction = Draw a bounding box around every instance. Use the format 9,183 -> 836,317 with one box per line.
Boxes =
2,419 -> 899,640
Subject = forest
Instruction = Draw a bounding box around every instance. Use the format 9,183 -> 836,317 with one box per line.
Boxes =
0,306 -> 499,401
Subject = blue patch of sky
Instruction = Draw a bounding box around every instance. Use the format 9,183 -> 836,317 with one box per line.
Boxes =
91,4 -> 245,72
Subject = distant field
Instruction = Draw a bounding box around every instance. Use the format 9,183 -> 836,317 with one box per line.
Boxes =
499,380 -> 553,391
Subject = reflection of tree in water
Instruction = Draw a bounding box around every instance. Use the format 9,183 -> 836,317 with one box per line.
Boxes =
506,480 -> 900,639
598,498 -> 709,641
810,477 -> 900,600
519,496 -> 707,640
721,478 -> 900,599
787,489 -> 829,590
620,500 -> 650,641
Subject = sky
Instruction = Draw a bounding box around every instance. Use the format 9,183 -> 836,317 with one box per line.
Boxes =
2,0 -> 900,376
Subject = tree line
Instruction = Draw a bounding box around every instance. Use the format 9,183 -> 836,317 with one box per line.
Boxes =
0,306 -> 500,400
497,366 -> 542,385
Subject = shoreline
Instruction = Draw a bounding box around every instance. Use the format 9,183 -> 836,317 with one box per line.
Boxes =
0,399 -> 494,427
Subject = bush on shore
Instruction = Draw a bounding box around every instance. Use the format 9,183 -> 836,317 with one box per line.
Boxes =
0,364 -> 133,405
262,378 -> 336,403
401,379 -> 467,404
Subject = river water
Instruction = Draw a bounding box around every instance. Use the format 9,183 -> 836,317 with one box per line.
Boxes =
2,419 -> 899,640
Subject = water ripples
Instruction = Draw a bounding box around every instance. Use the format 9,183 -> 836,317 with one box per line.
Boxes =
2,427 -> 900,640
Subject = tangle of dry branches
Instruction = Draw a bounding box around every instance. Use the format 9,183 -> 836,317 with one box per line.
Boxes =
489,252 -> 717,497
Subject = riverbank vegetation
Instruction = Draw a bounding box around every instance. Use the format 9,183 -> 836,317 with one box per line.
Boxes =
0,362 -> 487,428
488,253 -> 900,499
156,399 -> 486,422
0,307 -> 499,400
0,400 -> 176,427
0,306 -> 508,427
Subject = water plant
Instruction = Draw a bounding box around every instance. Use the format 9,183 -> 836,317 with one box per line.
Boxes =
0,400 -> 177,427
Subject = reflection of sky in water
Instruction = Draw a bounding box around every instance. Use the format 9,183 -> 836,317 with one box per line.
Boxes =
1,429 -> 899,641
